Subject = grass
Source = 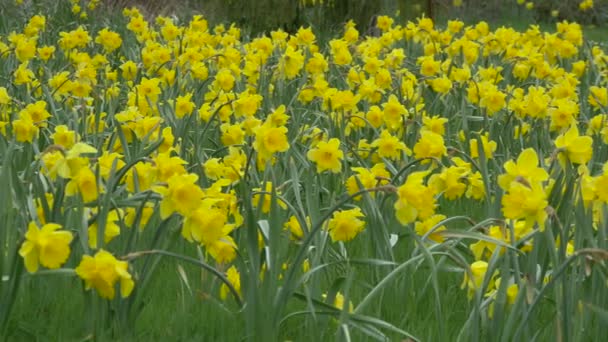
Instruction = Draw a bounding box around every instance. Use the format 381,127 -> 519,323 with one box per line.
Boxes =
1,0 -> 608,341
7,241 -> 244,340
432,3 -> 608,43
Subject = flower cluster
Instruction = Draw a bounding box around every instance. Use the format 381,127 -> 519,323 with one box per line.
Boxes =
1,3 -> 606,331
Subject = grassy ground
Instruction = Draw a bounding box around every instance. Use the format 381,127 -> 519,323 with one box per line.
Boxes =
432,3 -> 608,44
0,0 -> 607,341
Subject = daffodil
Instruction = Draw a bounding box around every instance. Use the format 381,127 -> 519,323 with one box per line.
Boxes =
327,207 -> 366,242
395,171 -> 437,225
153,173 -> 204,219
19,222 -> 73,273
95,28 -> 122,52
502,181 -> 548,229
415,214 -> 447,243
51,125 -> 77,149
497,148 -> 548,191
284,215 -> 311,241
253,123 -> 290,162
252,181 -> 287,214
382,94 -> 407,129
461,260 -> 491,298
555,125 -> 593,165
182,202 -> 227,245
413,131 -> 447,161
174,92 -> 195,118
307,138 -> 343,173
429,161 -> 469,200
65,167 -> 100,203
220,266 -> 241,300
207,235 -> 238,263
125,161 -> 157,193
75,249 -> 134,300
12,117 -> 38,143
345,163 -> 390,199
470,133 -> 497,159
371,130 -> 410,160
88,209 -> 123,249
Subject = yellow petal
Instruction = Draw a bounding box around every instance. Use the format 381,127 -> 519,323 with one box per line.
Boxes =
67,142 -> 97,158
21,245 -> 39,273
120,277 -> 135,298
517,148 -> 538,171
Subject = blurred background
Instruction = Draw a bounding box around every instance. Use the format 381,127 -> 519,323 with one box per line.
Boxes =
103,0 -> 608,37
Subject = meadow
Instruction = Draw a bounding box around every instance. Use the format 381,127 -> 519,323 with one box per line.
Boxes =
0,0 -> 608,340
